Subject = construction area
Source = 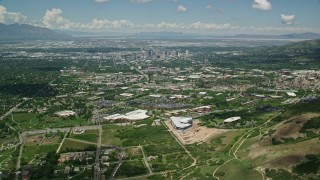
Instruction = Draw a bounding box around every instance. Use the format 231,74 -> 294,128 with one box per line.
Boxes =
165,120 -> 228,144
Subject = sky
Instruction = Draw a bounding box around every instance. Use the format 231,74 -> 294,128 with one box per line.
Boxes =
0,0 -> 320,35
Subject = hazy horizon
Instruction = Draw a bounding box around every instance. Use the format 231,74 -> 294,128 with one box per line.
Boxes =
0,0 -> 320,35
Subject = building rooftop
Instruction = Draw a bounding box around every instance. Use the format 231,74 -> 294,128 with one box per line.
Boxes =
104,110 -> 150,121
170,116 -> 192,129
54,110 -> 76,117
224,116 -> 241,123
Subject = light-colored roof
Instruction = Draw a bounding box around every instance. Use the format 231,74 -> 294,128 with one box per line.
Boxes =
193,106 -> 211,110
103,114 -> 124,120
286,92 -> 297,97
103,110 -> 149,121
224,116 -> 241,123
149,94 -> 162,98
124,110 -> 149,120
170,117 -> 192,129
55,110 -> 76,117
188,75 -> 201,79
120,93 -> 134,97
173,78 -> 186,81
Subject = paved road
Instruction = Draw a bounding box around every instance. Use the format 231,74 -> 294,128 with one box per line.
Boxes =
94,125 -> 102,180
15,133 -> 25,179
14,125 -> 102,180
56,129 -> 70,153
0,103 -> 23,121
109,159 -> 123,180
109,147 -> 126,180
138,145 -> 153,175
162,121 -> 197,170
123,59 -> 149,82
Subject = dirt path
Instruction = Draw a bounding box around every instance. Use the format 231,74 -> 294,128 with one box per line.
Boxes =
162,121 -> 197,170
212,113 -> 281,180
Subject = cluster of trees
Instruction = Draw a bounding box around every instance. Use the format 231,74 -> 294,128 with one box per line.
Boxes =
31,151 -> 59,179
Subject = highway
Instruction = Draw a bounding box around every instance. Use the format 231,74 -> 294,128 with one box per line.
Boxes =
0,102 -> 23,121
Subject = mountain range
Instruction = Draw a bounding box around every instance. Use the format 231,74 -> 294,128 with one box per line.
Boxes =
1,23 -> 320,40
0,23 -> 72,40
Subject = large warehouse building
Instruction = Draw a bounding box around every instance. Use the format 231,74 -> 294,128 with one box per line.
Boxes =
103,109 -> 149,122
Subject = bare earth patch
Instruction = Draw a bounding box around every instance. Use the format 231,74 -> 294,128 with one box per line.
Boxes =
272,113 -> 320,140
165,120 -> 228,144
241,113 -> 320,169
26,134 -> 44,145
246,138 -> 320,168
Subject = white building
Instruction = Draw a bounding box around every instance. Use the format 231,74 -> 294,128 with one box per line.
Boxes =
170,117 -> 193,130
54,110 -> 76,117
286,92 -> 297,97
103,110 -> 150,122
224,116 -> 241,123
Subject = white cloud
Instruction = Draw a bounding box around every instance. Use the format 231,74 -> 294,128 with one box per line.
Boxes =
177,5 -> 187,13
0,5 -> 29,24
188,22 -> 231,30
42,8 -> 74,29
140,21 -> 317,34
85,18 -> 134,29
42,8 -> 133,30
143,21 -> 232,31
206,4 -> 213,9
144,22 -> 180,30
0,5 -> 317,34
252,0 -> 272,11
129,0 -> 153,3
281,14 -> 295,25
94,0 -> 110,3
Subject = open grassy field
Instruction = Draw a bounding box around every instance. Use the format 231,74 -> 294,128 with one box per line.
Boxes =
102,125 -> 124,146
60,139 -> 96,152
12,112 -> 37,124
25,134 -> 45,146
231,102 -> 320,180
0,136 -> 17,147
0,148 -> 17,171
216,159 -> 262,180
114,124 -> 178,147
12,112 -> 38,130
115,160 -> 148,178
69,129 -> 99,144
42,115 -> 90,128
102,123 -> 197,174
22,144 -> 59,165
11,112 -> 90,130
41,136 -> 61,145
125,147 -> 143,160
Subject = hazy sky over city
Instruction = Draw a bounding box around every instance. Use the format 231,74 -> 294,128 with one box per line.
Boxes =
0,0 -> 320,34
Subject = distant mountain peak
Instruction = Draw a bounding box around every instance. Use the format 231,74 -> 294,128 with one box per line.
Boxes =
0,23 -> 72,40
